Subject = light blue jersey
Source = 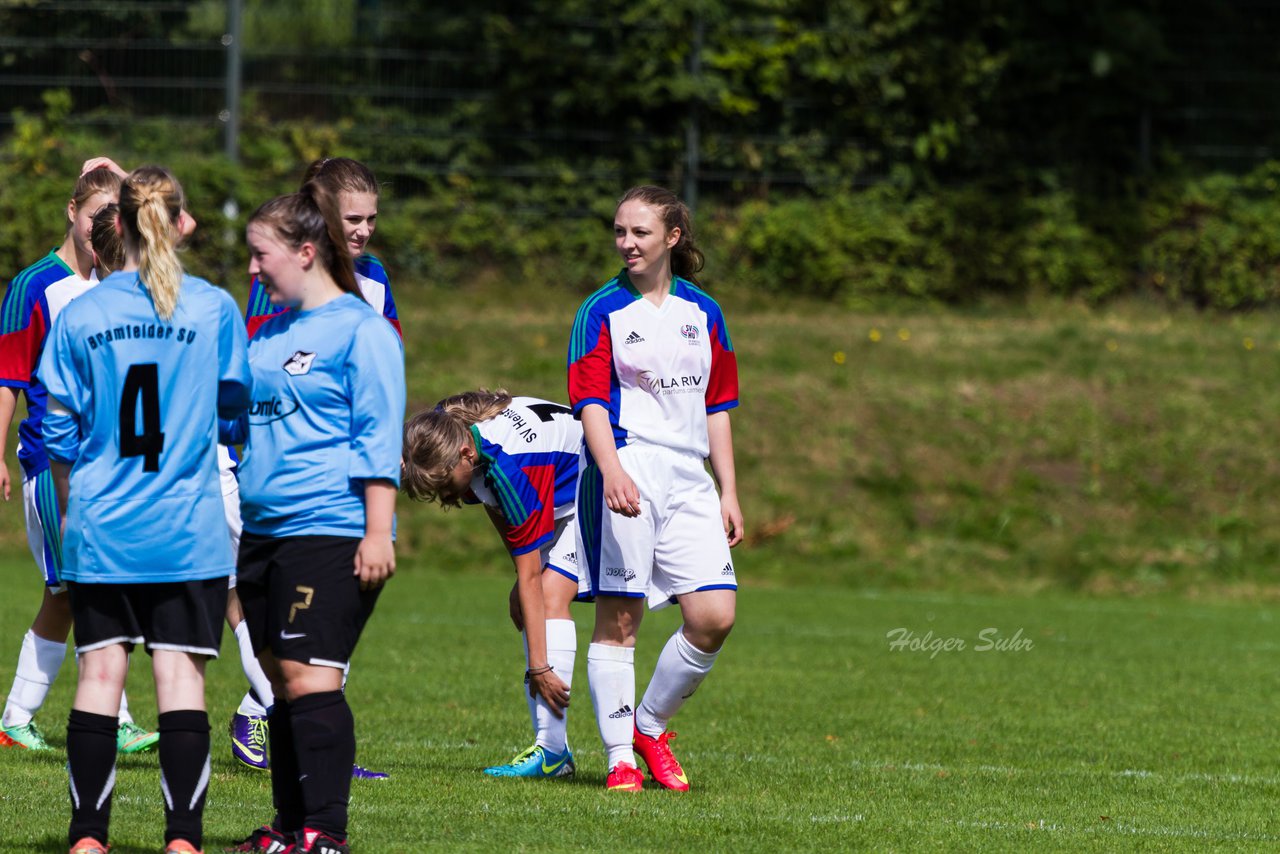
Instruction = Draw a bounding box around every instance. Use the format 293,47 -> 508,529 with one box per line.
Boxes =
228,293 -> 405,538
38,271 -> 252,584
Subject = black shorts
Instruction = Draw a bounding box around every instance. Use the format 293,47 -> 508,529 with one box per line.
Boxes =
67,578 -> 226,657
237,533 -> 382,669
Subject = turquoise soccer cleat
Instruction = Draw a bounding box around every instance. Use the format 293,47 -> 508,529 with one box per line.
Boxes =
483,743 -> 576,779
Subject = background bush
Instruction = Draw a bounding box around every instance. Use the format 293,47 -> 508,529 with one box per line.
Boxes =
3,90 -> 1280,312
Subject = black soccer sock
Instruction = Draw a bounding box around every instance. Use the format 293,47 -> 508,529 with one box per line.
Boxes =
269,699 -> 305,833
158,710 -> 211,847
291,690 -> 355,839
67,708 -> 118,847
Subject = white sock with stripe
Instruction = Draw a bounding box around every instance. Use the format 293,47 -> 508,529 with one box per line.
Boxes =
587,642 -> 635,768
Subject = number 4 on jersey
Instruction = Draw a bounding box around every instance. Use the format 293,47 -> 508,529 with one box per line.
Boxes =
120,362 -> 165,472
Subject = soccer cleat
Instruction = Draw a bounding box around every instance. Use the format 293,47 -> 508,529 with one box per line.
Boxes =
3,720 -> 53,750
297,829 -> 348,854
164,840 -> 203,854
351,763 -> 388,780
605,761 -> 644,791
633,727 -> 690,791
224,825 -> 292,854
230,713 -> 269,770
69,838 -> 109,854
117,721 -> 160,753
483,743 -> 576,779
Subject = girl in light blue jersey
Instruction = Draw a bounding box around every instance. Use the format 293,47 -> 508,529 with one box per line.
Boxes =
225,178 -> 404,854
41,165 -> 252,854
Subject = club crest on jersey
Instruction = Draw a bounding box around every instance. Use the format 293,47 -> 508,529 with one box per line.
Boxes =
680,324 -> 700,343
282,350 -> 317,376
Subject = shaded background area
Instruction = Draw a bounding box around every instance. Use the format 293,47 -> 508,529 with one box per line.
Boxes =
5,2 -> 1280,307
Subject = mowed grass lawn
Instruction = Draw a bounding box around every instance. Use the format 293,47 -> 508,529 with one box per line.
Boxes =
0,557 -> 1275,853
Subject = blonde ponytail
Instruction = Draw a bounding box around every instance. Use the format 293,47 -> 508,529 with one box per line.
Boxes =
119,166 -> 186,321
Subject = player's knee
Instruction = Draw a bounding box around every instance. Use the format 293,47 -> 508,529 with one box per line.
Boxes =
684,608 -> 735,651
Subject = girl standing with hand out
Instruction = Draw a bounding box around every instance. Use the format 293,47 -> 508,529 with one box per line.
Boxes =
568,185 -> 743,792
225,177 -> 404,854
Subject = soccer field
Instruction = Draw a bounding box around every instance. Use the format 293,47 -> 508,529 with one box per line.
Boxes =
0,557 -> 1274,852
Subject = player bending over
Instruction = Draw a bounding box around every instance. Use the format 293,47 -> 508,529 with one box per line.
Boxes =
403,390 -> 593,779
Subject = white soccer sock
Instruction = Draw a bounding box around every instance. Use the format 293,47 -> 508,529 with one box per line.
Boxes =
117,685 -> 134,726
237,692 -> 268,718
234,621 -> 274,710
587,642 -> 635,768
635,627 -> 720,738
533,620 -> 577,754
3,629 -> 66,728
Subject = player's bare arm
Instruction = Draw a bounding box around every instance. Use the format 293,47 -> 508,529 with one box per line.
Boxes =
355,479 -> 397,590
707,410 -> 743,547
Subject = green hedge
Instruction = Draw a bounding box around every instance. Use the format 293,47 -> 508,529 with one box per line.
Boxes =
5,92 -> 1280,310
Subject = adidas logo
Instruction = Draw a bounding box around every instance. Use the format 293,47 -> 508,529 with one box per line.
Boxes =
624,331 -> 645,344
608,704 -> 633,719
721,562 -> 734,576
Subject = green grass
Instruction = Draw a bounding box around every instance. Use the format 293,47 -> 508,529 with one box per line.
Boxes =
1,558 -> 1276,852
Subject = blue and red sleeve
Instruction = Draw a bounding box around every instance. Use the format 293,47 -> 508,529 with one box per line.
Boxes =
568,302 -> 613,415
706,314 -> 739,414
0,289 -> 47,389
476,434 -> 556,555
245,275 -> 285,338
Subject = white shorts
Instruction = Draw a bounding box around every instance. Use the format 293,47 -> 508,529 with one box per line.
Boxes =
23,469 -> 66,593
541,516 -> 591,600
577,443 -> 736,610
219,445 -> 243,588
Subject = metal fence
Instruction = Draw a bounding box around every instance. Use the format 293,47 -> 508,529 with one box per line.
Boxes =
4,0 -> 1280,203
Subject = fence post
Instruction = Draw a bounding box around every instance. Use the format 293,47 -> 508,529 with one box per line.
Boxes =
223,0 -> 242,165
683,13 -> 703,211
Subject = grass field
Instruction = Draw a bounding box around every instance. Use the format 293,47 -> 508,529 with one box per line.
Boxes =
0,558 -> 1276,853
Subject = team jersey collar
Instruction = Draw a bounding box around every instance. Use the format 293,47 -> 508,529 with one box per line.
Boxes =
295,291 -> 362,315
46,248 -> 72,272
467,424 -> 490,473
617,269 -> 677,306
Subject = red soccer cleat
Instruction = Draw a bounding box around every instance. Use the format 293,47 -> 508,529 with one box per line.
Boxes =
605,761 -> 644,791
633,728 -> 690,791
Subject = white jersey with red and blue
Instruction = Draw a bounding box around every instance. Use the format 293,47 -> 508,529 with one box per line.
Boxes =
244,253 -> 400,339
567,270 -> 738,458
0,250 -> 97,479
466,396 -> 581,557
